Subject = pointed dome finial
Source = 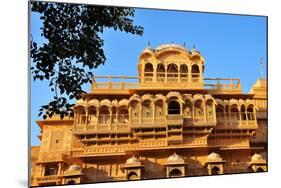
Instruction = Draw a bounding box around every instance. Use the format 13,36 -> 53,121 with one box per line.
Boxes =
148,41 -> 151,47
192,44 -> 196,49
183,42 -> 186,47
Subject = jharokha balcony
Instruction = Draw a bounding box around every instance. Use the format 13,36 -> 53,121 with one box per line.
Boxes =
72,96 -> 258,133
74,114 -> 130,132
216,112 -> 258,129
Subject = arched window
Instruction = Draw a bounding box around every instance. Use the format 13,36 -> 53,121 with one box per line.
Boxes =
76,107 -> 86,125
99,106 -> 110,124
155,100 -> 164,117
67,180 -> 76,185
194,100 -> 204,121
180,64 -> 188,82
241,105 -> 247,120
156,63 -> 165,82
256,167 -> 264,172
118,106 -> 129,124
169,168 -> 182,177
144,63 -> 154,82
130,101 -> 140,119
142,100 -> 153,123
247,105 -> 255,120
88,106 -> 97,125
183,100 -> 192,118
211,166 -> 220,175
230,104 -> 239,121
168,100 -> 180,115
167,64 -> 178,82
127,171 -> 138,180
206,100 -> 214,121
216,104 -> 224,122
191,64 -> 200,82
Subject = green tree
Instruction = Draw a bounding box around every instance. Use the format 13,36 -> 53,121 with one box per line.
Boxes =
30,1 -> 143,119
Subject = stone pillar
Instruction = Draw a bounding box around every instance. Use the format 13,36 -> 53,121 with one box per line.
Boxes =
177,63 -> 180,83
153,63 -> 157,82
41,164 -> 45,176
141,62 -> 145,83
152,102 -> 155,124
139,105 -> 142,124
96,108 -> 99,130
58,163 -> 62,175
213,103 -> 216,122
115,110 -> 118,130
188,63 -> 192,83
165,62 -> 167,83
203,103 -> 207,122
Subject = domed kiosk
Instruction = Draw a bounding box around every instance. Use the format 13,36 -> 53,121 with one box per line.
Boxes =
165,152 -> 186,178
138,43 -> 205,90
249,153 -> 267,172
62,164 -> 83,185
204,152 -> 226,175
123,156 -> 143,180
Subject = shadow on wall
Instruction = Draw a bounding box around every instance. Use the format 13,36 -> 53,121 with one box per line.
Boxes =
184,154 -> 208,176
141,158 -> 165,179
85,166 -> 116,183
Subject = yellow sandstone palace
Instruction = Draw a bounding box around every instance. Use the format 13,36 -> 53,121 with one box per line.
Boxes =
30,44 -> 267,186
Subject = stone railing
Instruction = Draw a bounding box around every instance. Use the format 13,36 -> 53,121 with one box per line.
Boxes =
208,139 -> 249,148
36,175 -> 60,182
91,76 -> 240,92
166,114 -> 184,125
83,146 -> 139,155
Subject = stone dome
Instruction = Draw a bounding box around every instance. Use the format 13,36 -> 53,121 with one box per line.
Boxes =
142,47 -> 155,53
207,152 -> 221,161
167,152 -> 184,162
191,47 -> 200,54
156,43 -> 187,52
126,156 -> 141,164
251,153 -> 264,162
67,164 -> 81,171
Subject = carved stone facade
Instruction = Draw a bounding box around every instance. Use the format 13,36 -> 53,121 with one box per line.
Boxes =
30,44 -> 267,186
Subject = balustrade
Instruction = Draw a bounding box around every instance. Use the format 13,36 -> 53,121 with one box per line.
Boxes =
36,175 -> 60,182
91,76 -> 241,92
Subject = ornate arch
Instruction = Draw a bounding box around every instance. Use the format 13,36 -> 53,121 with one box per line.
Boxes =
100,99 -> 112,108
118,99 -> 129,107
166,91 -> 183,103
88,99 -> 99,108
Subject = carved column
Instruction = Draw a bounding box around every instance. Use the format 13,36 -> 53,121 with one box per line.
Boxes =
41,164 -> 45,176
84,108 -> 88,131
165,62 -> 167,83
115,110 -> 118,130
96,107 -> 99,130
109,108 -> 112,130
139,104 -> 142,124
58,163 -> 62,175
153,63 -> 157,82
188,63 -> 192,83
203,103 -> 207,122
177,62 -> 180,83
213,103 -> 216,122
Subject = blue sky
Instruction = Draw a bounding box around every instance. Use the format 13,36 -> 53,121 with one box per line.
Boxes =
30,6 -> 267,146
